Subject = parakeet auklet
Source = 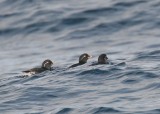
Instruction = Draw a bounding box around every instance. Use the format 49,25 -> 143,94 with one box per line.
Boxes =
22,59 -> 53,75
98,54 -> 108,64
69,53 -> 91,68
91,54 -> 108,65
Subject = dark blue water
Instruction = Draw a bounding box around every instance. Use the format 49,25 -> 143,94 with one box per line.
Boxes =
0,0 -> 160,113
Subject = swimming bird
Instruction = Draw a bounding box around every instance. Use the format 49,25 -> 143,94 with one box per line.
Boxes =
22,59 -> 53,76
69,53 -> 91,68
90,54 -> 108,66
98,54 -> 108,64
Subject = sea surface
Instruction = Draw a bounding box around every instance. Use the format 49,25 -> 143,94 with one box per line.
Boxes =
0,0 -> 160,114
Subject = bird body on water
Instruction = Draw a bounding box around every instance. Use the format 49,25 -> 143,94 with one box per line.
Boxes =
69,53 -> 91,68
22,59 -> 53,76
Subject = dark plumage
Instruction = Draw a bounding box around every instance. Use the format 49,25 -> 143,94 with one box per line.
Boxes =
90,54 -> 108,66
69,53 -> 91,68
22,59 -> 53,75
98,54 -> 108,64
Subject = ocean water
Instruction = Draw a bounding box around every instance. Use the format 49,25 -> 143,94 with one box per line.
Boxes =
0,0 -> 160,113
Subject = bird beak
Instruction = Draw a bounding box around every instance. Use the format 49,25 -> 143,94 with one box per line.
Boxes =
105,56 -> 108,60
88,55 -> 92,59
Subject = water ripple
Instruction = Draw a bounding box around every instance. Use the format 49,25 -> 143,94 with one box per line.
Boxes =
0,0 -> 160,113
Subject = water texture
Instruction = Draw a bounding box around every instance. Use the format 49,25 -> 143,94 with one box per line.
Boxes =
0,0 -> 160,114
